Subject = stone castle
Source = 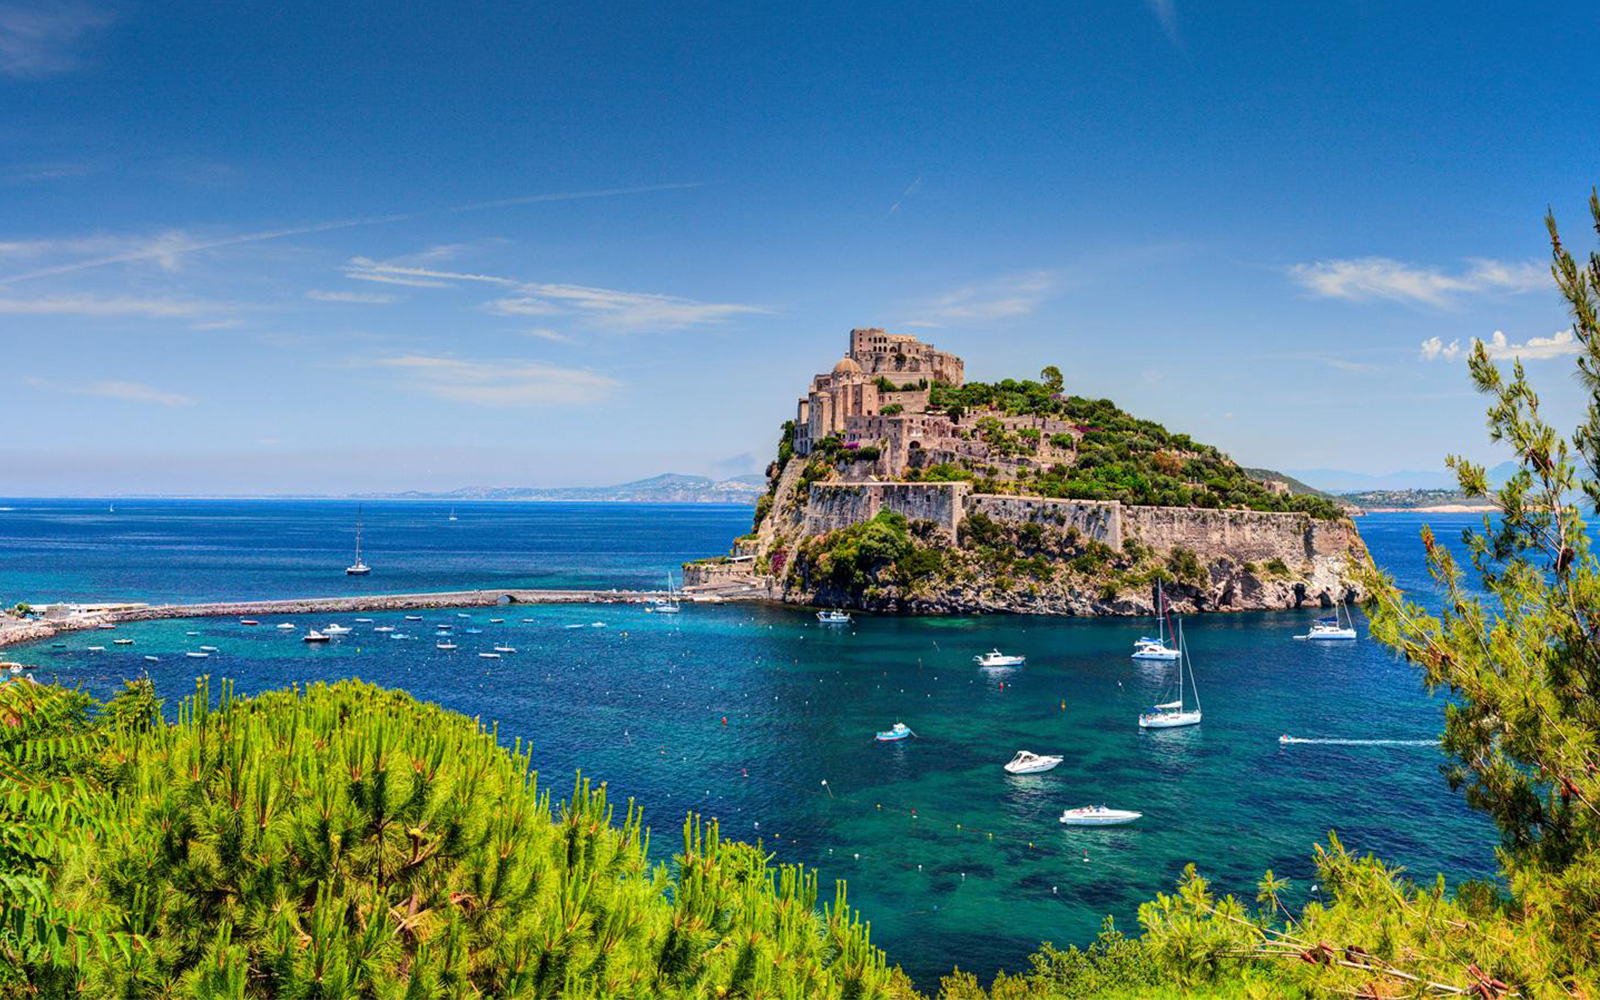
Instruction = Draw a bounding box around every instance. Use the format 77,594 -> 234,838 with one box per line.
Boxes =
794,328 -> 1082,478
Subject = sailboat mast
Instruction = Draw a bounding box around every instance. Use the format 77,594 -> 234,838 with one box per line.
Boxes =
1185,623 -> 1201,712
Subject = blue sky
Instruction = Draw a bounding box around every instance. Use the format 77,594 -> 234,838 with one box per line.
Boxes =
2,1 -> 1598,495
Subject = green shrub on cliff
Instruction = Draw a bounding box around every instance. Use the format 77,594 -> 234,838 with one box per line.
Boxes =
0,677 -> 918,999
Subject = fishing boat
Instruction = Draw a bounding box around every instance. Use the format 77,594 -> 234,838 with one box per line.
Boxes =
1004,750 -> 1063,774
1296,600 -> 1358,641
1132,581 -> 1180,660
974,649 -> 1026,668
303,630 -> 330,643
346,507 -> 372,576
654,573 -> 681,615
816,609 -> 852,624
323,624 -> 352,635
1139,620 -> 1202,729
1060,805 -> 1142,826
875,722 -> 915,742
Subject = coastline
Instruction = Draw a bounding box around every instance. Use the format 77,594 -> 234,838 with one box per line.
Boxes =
1361,503 -> 1497,514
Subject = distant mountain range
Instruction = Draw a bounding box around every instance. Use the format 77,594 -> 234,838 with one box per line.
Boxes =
1282,462 -> 1518,494
361,473 -> 766,504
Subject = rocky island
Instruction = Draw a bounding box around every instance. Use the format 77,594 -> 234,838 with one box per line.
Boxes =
684,328 -> 1367,615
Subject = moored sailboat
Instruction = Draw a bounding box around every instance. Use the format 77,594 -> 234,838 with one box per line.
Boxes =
1132,580 -> 1180,660
346,507 -> 371,576
1138,620 -> 1202,729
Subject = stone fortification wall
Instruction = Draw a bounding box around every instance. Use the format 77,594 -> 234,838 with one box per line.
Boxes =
965,495 -> 1122,548
803,482 -> 966,538
1121,505 -> 1352,562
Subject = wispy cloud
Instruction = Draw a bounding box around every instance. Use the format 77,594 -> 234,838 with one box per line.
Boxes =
1291,257 -> 1548,308
0,294 -> 231,319
1145,0 -> 1179,45
524,327 -> 579,344
373,355 -> 618,407
1421,329 -> 1580,363
0,182 -> 702,285
307,289 -> 397,304
24,376 -> 195,406
484,284 -> 762,332
342,257 -> 520,288
886,175 -> 922,216
0,1 -> 114,78
908,270 -> 1058,325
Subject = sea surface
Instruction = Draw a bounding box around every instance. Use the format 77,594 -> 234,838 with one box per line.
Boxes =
1,499 -> 1501,989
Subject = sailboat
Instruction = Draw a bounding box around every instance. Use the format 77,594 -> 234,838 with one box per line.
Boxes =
653,572 -> 681,614
1138,620 -> 1201,729
1296,599 -> 1358,641
346,507 -> 371,576
1132,580 -> 1180,660
448,507 -> 458,522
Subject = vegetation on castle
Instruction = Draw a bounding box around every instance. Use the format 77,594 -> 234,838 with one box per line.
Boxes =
0,677 -> 917,998
916,380 -> 1345,520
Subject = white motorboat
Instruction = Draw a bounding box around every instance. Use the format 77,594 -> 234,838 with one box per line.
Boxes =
323,624 -> 352,635
405,615 -> 422,621
1297,600 -> 1358,641
479,652 -> 500,659
113,638 -> 134,645
816,609 -> 852,624
1004,750 -> 1063,774
1132,581 -> 1180,660
86,646 -> 105,652
276,623 -> 296,630
1139,620 -> 1202,730
354,618 -> 372,623
1060,805 -> 1142,826
303,630 -> 330,643
875,722 -> 915,742
143,655 -> 159,662
374,625 -> 395,633
493,645 -> 517,653
456,613 -> 471,619
974,649 -> 1025,668
199,645 -> 218,652
240,619 -> 259,626
436,641 -> 458,650
346,507 -> 371,576
98,623 -> 117,630
185,651 -> 210,659
390,633 -> 409,640
489,618 -> 505,623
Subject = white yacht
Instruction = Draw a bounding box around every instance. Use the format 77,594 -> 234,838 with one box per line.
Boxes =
974,649 -> 1026,668
1132,581 -> 1180,661
276,623 -> 297,630
1139,620 -> 1202,729
816,609 -> 853,624
1004,750 -> 1063,774
1297,600 -> 1358,641
323,624 -> 352,635
1060,805 -> 1142,826
346,507 -> 371,576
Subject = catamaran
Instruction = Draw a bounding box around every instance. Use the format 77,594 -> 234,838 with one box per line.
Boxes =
1296,600 -> 1358,641
346,507 -> 371,576
816,609 -> 852,624
1132,580 -> 1180,660
1004,750 -> 1063,774
1059,805 -> 1142,826
974,649 -> 1025,667
1138,620 -> 1202,729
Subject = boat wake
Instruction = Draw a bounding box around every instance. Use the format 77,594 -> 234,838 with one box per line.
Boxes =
1279,736 -> 1438,746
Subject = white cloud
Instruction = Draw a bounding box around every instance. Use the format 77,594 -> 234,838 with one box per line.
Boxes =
341,257 -> 521,288
0,2 -> 114,78
909,270 -> 1058,325
1291,257 -> 1548,307
25,376 -> 195,406
524,327 -> 579,344
373,354 -> 617,407
1421,329 -> 1579,363
307,289 -> 396,304
0,294 -> 228,319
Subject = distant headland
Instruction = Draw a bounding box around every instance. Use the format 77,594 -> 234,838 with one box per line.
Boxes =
685,327 -> 1368,616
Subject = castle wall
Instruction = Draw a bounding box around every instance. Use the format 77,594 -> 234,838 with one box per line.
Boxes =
966,495 -> 1123,548
803,482 -> 966,539
1121,505 -> 1345,563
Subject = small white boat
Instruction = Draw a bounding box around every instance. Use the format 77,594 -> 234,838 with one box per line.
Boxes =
591,622 -> 606,628
276,623 -> 296,630
464,628 -> 482,634
144,655 -> 159,662
493,645 -> 517,653
323,624 -> 352,635
405,615 -> 422,621
449,507 -> 458,522
456,613 -> 471,619
974,649 -> 1025,668
1139,621 -> 1202,730
479,652 -> 500,659
346,508 -> 372,576
1004,750 -> 1064,774
354,618 -> 372,623
437,642 -> 458,650
565,623 -> 586,629
185,631 -> 199,636
875,722 -> 915,742
816,609 -> 853,624
1060,805 -> 1142,826
1132,581 -> 1180,660
98,623 -> 117,630
489,618 -> 505,624
1296,601 -> 1358,641
303,630 -> 330,643
185,651 -> 210,659
373,625 -> 395,633
113,638 -> 134,645
521,618 -> 535,623
240,619 -> 259,626
199,645 -> 218,652
390,633 -> 409,640
86,646 -> 105,652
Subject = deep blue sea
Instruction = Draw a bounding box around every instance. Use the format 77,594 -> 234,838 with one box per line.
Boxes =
1,499 -> 1500,989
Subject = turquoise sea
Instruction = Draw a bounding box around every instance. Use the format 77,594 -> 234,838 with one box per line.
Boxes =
1,499 -> 1498,988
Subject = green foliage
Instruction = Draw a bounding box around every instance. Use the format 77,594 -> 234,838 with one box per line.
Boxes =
1262,557 -> 1289,577
1,677 -> 919,998
880,404 -> 904,416
1164,546 -> 1205,586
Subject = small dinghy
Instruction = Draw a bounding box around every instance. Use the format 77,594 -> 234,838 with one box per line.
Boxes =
303,630 -> 330,643
185,631 -> 200,637
591,622 -> 607,628
456,613 -> 471,619
564,623 -> 586,629
1060,805 -> 1141,826
521,618 -> 536,623
464,628 -> 482,634
875,722 -> 915,742
974,649 -> 1025,668
816,609 -> 853,624
1004,750 -> 1063,774
390,633 -> 409,640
